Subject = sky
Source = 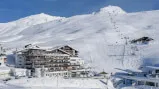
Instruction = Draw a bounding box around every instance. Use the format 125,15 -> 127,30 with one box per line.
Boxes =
0,0 -> 159,23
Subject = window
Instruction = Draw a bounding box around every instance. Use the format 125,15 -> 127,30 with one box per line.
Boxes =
19,56 -> 22,59
156,83 -> 158,87
146,82 -> 155,86
156,70 -> 159,73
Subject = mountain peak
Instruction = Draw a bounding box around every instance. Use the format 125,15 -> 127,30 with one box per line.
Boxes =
99,5 -> 126,14
34,13 -> 48,15
32,13 -> 54,18
12,13 -> 64,26
18,13 -> 63,22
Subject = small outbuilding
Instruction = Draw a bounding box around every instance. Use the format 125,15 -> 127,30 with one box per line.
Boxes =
11,68 -> 29,77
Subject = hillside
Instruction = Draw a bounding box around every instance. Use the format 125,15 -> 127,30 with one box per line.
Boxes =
0,6 -> 159,73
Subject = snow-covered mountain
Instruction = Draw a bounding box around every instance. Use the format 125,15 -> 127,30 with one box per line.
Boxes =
0,13 -> 64,41
1,5 -> 159,73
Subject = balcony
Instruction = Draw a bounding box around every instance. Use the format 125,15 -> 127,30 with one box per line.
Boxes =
26,61 -> 32,64
44,64 -> 69,67
46,61 -> 70,64
70,64 -> 80,66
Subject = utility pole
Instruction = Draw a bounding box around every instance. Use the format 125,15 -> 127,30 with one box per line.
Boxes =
121,37 -> 129,67
124,37 -> 129,45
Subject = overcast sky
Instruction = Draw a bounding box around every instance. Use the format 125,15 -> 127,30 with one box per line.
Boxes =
0,0 -> 159,22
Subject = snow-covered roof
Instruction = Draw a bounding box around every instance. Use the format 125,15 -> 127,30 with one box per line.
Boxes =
49,45 -> 78,52
45,71 -> 68,73
70,57 -> 82,59
0,66 -> 10,72
13,68 -> 27,72
0,55 -> 7,58
17,47 -> 46,53
44,53 -> 69,56
115,68 -> 142,73
146,66 -> 159,70
70,69 -> 90,72
119,75 -> 159,83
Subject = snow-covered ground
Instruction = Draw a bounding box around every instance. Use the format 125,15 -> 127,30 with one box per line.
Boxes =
0,77 -> 108,89
1,5 -> 158,73
121,85 -> 159,89
0,5 -> 159,89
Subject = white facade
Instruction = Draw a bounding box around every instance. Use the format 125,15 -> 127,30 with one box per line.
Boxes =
35,69 -> 90,78
11,68 -> 28,77
44,69 -> 90,78
13,47 -> 88,78
14,51 -> 25,68
37,57 -> 86,78
34,68 -> 42,77
0,56 -> 7,66
70,57 -> 84,66
0,45 -> 10,79
0,67 -> 11,79
45,71 -> 71,78
0,45 -> 7,66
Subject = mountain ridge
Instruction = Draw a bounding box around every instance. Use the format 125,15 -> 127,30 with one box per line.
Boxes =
1,6 -> 159,73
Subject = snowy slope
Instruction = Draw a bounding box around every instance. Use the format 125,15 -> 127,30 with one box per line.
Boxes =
6,78 -> 106,89
0,5 -> 159,73
0,13 -> 64,42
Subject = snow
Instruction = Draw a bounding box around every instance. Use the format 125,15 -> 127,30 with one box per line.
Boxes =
0,13 -> 65,41
11,68 -> 27,77
99,5 -> 126,14
0,5 -> 159,89
9,13 -> 64,27
0,66 -> 10,72
121,85 -> 159,89
118,75 -> 159,83
146,66 -> 159,70
1,78 -> 106,89
0,6 -> 159,73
